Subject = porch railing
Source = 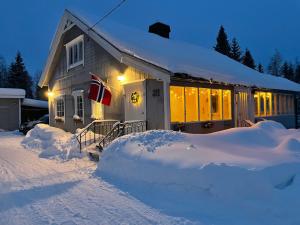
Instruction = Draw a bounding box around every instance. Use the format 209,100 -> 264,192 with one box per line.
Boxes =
76,120 -> 119,152
97,120 -> 146,151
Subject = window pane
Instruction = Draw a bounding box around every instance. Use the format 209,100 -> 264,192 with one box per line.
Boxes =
223,90 -> 232,120
78,41 -> 83,61
185,87 -> 199,122
266,92 -> 272,116
199,88 -> 211,121
170,86 -> 185,122
259,92 -> 266,116
77,96 -> 83,117
254,92 -> 259,116
69,47 -> 73,65
211,89 -> 222,120
74,44 -> 78,63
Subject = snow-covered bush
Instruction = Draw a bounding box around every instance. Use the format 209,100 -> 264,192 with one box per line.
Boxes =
22,124 -> 82,160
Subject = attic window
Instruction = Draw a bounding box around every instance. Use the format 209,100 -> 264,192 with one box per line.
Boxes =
66,35 -> 84,70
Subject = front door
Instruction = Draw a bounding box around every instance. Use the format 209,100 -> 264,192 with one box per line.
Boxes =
124,81 -> 146,122
234,88 -> 253,127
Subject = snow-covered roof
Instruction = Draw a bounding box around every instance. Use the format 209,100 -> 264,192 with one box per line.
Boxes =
22,98 -> 48,108
40,10 -> 300,92
0,88 -> 25,98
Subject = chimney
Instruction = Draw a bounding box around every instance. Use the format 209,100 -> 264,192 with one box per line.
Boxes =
148,22 -> 171,39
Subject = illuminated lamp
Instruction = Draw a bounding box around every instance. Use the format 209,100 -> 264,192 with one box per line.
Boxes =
117,75 -> 125,82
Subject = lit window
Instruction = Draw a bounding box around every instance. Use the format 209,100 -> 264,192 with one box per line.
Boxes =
66,35 -> 84,70
199,88 -> 211,121
185,87 -> 199,122
72,90 -> 84,120
254,93 -> 259,116
170,86 -> 185,122
259,92 -> 266,116
266,92 -> 272,116
211,89 -> 223,120
55,96 -> 65,119
223,90 -> 232,120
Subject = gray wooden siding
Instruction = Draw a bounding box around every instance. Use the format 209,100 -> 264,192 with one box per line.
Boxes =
48,26 -> 151,133
0,99 -> 20,131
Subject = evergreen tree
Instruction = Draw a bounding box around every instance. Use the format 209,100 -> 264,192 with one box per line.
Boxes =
0,56 -> 7,87
268,50 -> 282,76
257,63 -> 264,73
295,64 -> 300,83
214,25 -> 231,57
7,52 -> 33,98
230,37 -> 242,61
280,61 -> 289,78
287,63 -> 295,81
242,49 -> 256,69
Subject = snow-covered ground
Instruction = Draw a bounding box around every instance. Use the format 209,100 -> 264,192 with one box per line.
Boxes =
0,131 -> 194,225
1,122 -> 300,225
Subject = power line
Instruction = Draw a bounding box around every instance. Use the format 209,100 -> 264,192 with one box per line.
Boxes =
88,0 -> 127,30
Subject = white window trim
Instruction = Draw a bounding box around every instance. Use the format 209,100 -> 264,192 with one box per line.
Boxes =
72,90 -> 84,123
55,95 -> 65,122
66,35 -> 84,71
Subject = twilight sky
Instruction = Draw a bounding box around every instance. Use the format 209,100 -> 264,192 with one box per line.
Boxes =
0,0 -> 300,76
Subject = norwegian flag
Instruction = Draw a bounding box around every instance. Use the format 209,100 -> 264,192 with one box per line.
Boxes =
88,74 -> 112,106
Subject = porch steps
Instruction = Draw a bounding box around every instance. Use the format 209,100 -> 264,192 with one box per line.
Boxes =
78,120 -> 147,161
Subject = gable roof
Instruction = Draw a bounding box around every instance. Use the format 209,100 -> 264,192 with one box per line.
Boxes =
39,10 -> 300,92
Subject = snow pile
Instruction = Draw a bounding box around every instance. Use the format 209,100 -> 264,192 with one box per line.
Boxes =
98,121 -> 300,224
22,124 -> 81,160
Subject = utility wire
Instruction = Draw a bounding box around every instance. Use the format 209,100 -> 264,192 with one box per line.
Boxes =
88,0 -> 127,30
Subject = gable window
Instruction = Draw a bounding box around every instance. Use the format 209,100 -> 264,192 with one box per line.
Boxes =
66,35 -> 84,70
55,96 -> 65,121
72,90 -> 84,121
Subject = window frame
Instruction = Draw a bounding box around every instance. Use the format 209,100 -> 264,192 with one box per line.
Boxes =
170,85 -> 232,123
72,90 -> 84,122
66,35 -> 84,71
55,95 -> 65,122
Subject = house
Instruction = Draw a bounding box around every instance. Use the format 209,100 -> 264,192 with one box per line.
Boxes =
38,9 -> 300,135
0,88 -> 25,130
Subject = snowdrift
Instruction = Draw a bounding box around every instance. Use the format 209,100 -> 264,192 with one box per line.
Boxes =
22,124 -> 81,160
98,121 -> 300,225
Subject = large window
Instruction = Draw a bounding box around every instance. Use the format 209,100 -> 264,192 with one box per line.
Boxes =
223,90 -> 232,120
66,35 -> 84,70
185,87 -> 199,122
170,86 -> 232,123
199,88 -> 211,121
254,91 -> 294,117
170,86 -> 185,122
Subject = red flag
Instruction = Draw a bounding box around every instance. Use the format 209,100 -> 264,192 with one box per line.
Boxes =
88,74 -> 112,106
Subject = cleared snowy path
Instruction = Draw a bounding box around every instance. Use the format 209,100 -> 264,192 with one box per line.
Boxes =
0,132 -> 196,225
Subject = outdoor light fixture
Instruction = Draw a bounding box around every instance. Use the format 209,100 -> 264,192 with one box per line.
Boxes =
47,91 -> 54,98
117,75 -> 125,82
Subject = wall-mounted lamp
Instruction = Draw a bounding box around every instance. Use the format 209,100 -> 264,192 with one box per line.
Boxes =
117,75 -> 125,82
46,91 -> 54,98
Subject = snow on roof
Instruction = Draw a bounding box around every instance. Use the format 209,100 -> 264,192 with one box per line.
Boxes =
22,98 -> 48,108
0,88 -> 26,98
71,10 -> 300,92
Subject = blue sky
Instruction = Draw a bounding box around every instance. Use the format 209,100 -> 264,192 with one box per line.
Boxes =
0,0 -> 300,75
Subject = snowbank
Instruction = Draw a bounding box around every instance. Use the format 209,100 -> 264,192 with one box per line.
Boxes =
98,121 -> 300,224
22,124 -> 81,160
